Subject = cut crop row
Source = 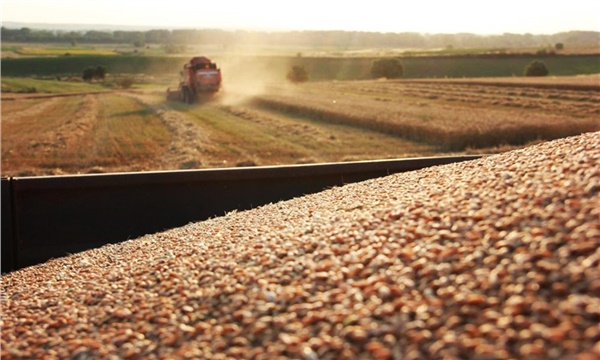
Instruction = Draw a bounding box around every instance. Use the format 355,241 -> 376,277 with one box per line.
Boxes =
253,83 -> 600,150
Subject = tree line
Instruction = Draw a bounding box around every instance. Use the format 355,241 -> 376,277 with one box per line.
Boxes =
1,26 -> 598,49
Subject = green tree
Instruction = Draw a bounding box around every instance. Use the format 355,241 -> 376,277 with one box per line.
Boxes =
82,66 -> 107,82
555,42 -> 564,51
94,66 -> 107,80
371,58 -> 404,79
524,60 -> 549,77
82,67 -> 95,82
287,65 -> 309,83
119,77 -> 134,89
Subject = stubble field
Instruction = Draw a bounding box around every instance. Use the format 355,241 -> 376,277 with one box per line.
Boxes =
2,75 -> 599,177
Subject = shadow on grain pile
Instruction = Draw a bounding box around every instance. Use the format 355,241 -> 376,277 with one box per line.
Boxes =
2,132 -> 599,359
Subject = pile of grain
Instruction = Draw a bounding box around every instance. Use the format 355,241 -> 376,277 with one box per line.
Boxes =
2,132 -> 599,360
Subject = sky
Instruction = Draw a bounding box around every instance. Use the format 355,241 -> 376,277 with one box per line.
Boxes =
2,0 -> 599,35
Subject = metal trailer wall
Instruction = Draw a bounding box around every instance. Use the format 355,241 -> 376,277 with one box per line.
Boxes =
1,156 -> 481,273
2,178 -> 15,272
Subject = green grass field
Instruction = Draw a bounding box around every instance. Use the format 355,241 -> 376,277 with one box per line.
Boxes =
1,55 -> 185,77
2,53 -> 599,80
1,77 -> 107,93
15,47 -> 118,56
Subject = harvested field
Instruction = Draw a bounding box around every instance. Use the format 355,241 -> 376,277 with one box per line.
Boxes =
405,74 -> 600,90
1,93 -> 171,176
2,132 -> 599,359
252,78 -> 600,150
1,90 -> 437,176
2,76 -> 599,176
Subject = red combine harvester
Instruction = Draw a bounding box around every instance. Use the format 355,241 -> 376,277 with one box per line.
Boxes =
166,56 -> 222,103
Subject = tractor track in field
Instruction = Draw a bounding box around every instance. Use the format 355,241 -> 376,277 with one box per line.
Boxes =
124,92 -> 220,170
28,95 -> 99,154
2,94 -> 101,176
2,96 -> 64,124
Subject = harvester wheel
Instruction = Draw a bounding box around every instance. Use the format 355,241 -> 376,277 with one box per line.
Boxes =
166,88 -> 180,101
183,88 -> 194,104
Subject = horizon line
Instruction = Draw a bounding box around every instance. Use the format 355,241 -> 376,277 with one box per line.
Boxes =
3,20 -> 598,37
